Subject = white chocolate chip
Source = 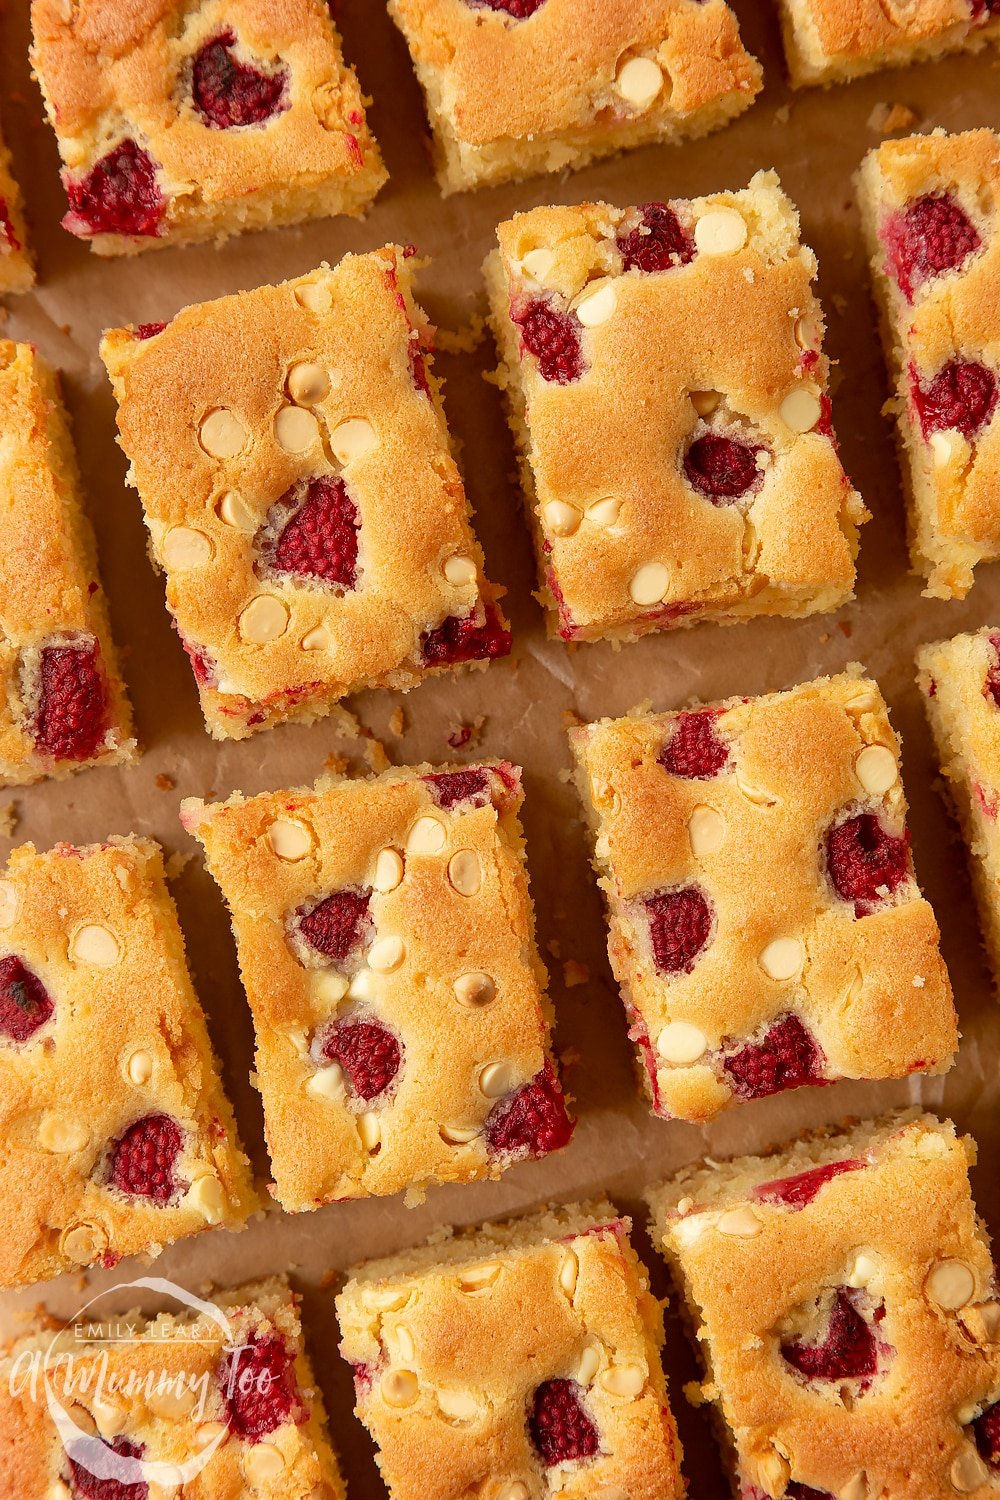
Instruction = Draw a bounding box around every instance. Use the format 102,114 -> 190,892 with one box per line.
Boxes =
587,497 -> 621,527
267,818 -> 313,861
779,386 -> 823,433
147,1383 -> 198,1420
198,408 -> 248,460
91,1397 -> 127,1437
125,1050 -> 154,1086
368,935 -> 405,973
838,1474 -> 869,1500
348,968 -> 375,1001
295,280 -> 332,314
193,1422 -> 229,1452
656,1021 -> 708,1065
373,848 -> 404,893
690,389 -> 722,417
436,1388 -> 482,1422
187,1173 -> 226,1224
287,361 -> 330,406
629,561 -> 669,606
616,55 -> 664,108
0,880 -> 18,929
959,1300 -> 1000,1344
951,1447 -> 990,1492
407,816 -> 446,855
61,1221 -> 108,1264
447,849 -> 481,897
759,937 -> 804,981
162,526 -> 213,570
575,281 -> 616,327
443,554 -> 477,587
521,248 -> 554,281
931,431 -> 958,468
478,1062 -> 516,1098
38,1114 -> 88,1153
393,1325 -> 416,1363
599,1363 -> 644,1398
359,1112 -> 381,1153
496,1486 -> 529,1500
576,1343 -> 601,1385
717,1206 -> 762,1237
275,405 -> 320,454
70,924 -> 120,966
216,490 -> 256,530
439,1122 -> 480,1144
757,1451 -> 791,1495
543,501 -> 582,537
688,805 -> 725,857
300,625 -> 329,652
68,1404 -> 97,1436
735,772 -> 778,806
242,1443 -> 286,1485
694,208 -> 748,257
239,594 -> 289,644
453,972 -> 495,1006
855,744 -> 898,795
307,1063 -> 346,1101
331,417 -> 376,464
559,1248 -> 579,1296
363,1285 -> 409,1312
310,971 -> 349,1005
847,1251 -> 879,1290
458,1263 -> 500,1293
47,1484 -> 72,1500
925,1259 -> 976,1311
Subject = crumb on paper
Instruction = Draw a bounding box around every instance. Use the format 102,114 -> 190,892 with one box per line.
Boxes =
867,101 -> 919,135
546,938 -> 562,959
0,801 -> 18,837
561,707 -> 584,731
818,631 -> 830,644
558,1045 -> 581,1071
165,850 -> 194,880
832,293 -> 848,315
324,751 -> 349,775
155,772 -> 176,792
388,706 -> 406,737
773,104 -> 791,126
562,959 -> 590,988
447,714 -> 485,751
436,314 -> 486,356
360,732 -> 391,774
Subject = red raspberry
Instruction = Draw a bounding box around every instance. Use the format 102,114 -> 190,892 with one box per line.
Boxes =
485,1063 -> 574,1160
724,1014 -> 826,1101
32,639 -> 110,762
219,1332 -> 301,1440
684,432 -> 765,502
529,1379 -> 599,1465
974,1401 -> 1000,1467
264,477 -> 360,589
984,634 -> 1000,709
467,0 -> 546,14
659,709 -> 729,779
192,30 -> 289,128
0,956 -> 54,1043
512,298 -> 584,384
884,193 -> 981,302
825,812 -> 909,915
64,140 -> 165,239
912,359 -> 997,439
299,890 -> 372,964
320,1018 -> 402,1100
645,887 -> 713,975
424,768 -> 491,809
781,1288 -> 881,1384
752,1158 -> 864,1210
68,1435 -> 147,1499
409,344 -> 430,395
420,600 -> 512,667
179,633 -> 217,687
618,203 -> 694,273
743,1487 -> 834,1500
134,322 -> 166,340
107,1114 -> 183,1202
0,199 -> 21,252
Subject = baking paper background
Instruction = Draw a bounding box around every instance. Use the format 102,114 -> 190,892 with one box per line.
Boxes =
2,2 -> 1000,1491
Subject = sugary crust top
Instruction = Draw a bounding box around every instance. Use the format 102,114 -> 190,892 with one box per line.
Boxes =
570,671 -> 956,1120
0,836 -> 255,1288
336,1209 -> 684,1500
389,0 -> 760,145
783,0 -> 997,74
648,1114 -> 1000,1498
183,765 -> 561,1210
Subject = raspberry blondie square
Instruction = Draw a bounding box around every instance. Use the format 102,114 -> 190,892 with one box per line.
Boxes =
29,0 -> 385,255
648,1112 -> 1000,1499
778,0 -> 1000,86
0,342 -> 134,785
182,762 -> 572,1210
0,1277 -> 344,1499
336,1200 -> 685,1500
101,251 -> 510,740
0,123 -> 32,294
486,175 -> 867,643
569,670 -> 957,1122
0,835 -> 256,1288
858,128 -> 1000,599
389,0 -> 761,195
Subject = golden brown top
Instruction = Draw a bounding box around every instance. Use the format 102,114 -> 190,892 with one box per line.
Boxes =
782,0 -> 999,82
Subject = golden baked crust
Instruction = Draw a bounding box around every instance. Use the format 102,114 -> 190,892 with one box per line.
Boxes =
569,669 -> 957,1122
336,1200 -> 685,1500
389,0 -> 761,193
30,0 -> 386,254
101,251 -> 510,741
181,763 -> 571,1211
485,175 -> 867,643
858,128 -> 1000,599
0,1276 -> 345,1498
778,0 -> 1000,85
0,835 -> 257,1288
0,122 -> 33,293
0,342 -> 135,785
647,1112 -> 1000,1498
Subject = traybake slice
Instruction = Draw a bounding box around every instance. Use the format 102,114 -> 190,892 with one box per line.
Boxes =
485,174 -> 867,643
778,0 -> 1000,87
30,0 -> 385,254
647,1112 -> 1000,1499
336,1200 -> 685,1500
0,121 -> 32,294
0,835 -> 256,1288
101,251 -> 510,741
569,669 -> 957,1121
182,763 -> 572,1210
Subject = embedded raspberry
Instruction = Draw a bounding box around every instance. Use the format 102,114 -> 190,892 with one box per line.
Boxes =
425,769 -> 491,809
68,1435 -> 147,1500
0,199 -> 21,253
885,193 -> 981,301
32,640 -> 110,762
912,359 -> 997,439
788,1488 -> 836,1500
180,634 -> 217,687
420,600 -> 512,667
973,1401 -> 1000,1467
684,432 -> 765,502
0,956 -> 54,1043
512,298 -> 584,384
299,890 -> 372,964
64,140 -> 165,239
134,322 -> 166,340
984,634 -> 1000,709
781,1288 -> 880,1383
753,1159 -> 864,1210
192,30 -> 289,129
265,477 -> 360,589
618,203 -> 694,273
219,1332 -> 301,1440
485,1063 -> 574,1160
825,812 -> 909,915
725,1014 -> 826,1101
645,887 -> 713,975
320,1019 -> 402,1100
529,1379 -> 599,1465
107,1114 -> 183,1202
468,0 -> 546,14
659,709 -> 729,779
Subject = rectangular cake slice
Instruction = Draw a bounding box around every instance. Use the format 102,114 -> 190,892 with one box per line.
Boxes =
778,0 -> 1000,86
0,122 -> 32,294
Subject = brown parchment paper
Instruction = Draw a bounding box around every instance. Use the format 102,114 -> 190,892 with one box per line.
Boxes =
2,2 -> 1000,1491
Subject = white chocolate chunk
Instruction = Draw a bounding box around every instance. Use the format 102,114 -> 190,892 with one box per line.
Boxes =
239,594 -> 289,644
717,1206 -> 762,1237
448,849 -> 481,897
855,744 -> 898,795
838,1474 -> 868,1500
0,880 -> 18,928
457,1263 -> 500,1293
453,972 -> 495,1006
217,490 -> 256,530
287,361 -> 330,406
125,1049 -> 153,1085
274,405 -> 320,454
559,1248 -> 579,1296
576,1343 -> 601,1384
307,1064 -> 346,1101
310,971 -> 349,1005
780,386 -> 823,433
478,1062 -> 516,1098
39,1114 -> 88,1153
193,1422 -> 229,1452
91,1397 -> 127,1437
543,500 -> 582,537
348,968 -> 375,1001
690,388 -> 722,416
616,55 -> 664,108
198,408 -> 247,459
70,923 -> 120,966
951,1447 -> 990,1491
187,1173 -> 226,1223
759,937 -> 804,981
688,805 -> 725,856
576,282 -> 616,327
436,1388 -> 482,1422
373,848 -> 404,893
629,561 -> 669,606
162,526 -> 213,570
407,816 -> 446,855
369,935 -> 405,973
521,248 -> 554,281
359,1112 -> 382,1153
444,554 -> 476,586
847,1251 -> 879,1289
267,818 -> 313,861
931,431 -> 959,468
439,1122 -> 480,1144
147,1382 -> 198,1420
695,208 -> 747,256
925,1259 -> 976,1311
295,279 -> 332,314
61,1221 -> 108,1263
599,1363 -> 644,1398
243,1443 -> 285,1484
331,417 -> 376,464
657,1021 -> 708,1065
587,496 -> 621,527
496,1484 -> 529,1500
300,625 -> 329,652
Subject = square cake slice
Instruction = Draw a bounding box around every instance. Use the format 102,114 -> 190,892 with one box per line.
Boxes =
0,835 -> 257,1288
0,342 -> 134,785
0,1276 -> 344,1498
389,0 -> 761,194
647,1112 -> 1000,1498
485,174 -> 867,643
101,251 -> 510,741
0,122 -> 33,294
182,762 -> 572,1211
29,0 -> 385,255
569,669 -> 957,1122
336,1200 -> 686,1500
778,0 -> 1000,86
858,128 -> 1000,599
